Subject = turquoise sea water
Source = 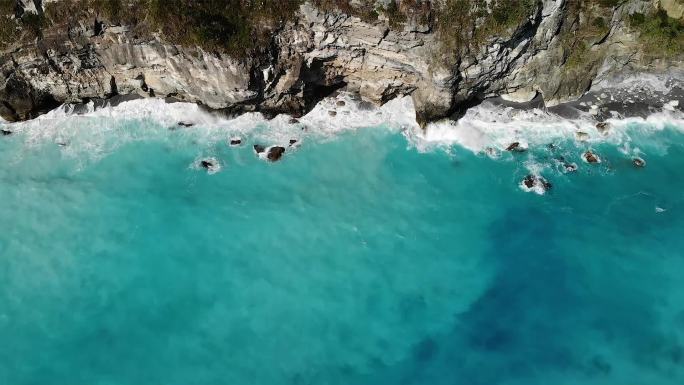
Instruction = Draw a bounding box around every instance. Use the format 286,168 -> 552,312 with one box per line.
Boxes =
1,116 -> 684,384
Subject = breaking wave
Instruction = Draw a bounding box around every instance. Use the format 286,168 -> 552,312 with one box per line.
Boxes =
0,73 -> 682,171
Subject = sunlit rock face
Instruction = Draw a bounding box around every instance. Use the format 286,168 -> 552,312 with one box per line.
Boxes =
0,0 -> 678,123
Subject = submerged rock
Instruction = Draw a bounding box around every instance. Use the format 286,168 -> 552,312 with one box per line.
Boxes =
582,150 -> 601,164
575,131 -> 590,141
289,139 -> 298,146
506,142 -> 527,152
484,147 -> 500,158
336,100 -> 346,107
632,157 -> 646,168
564,162 -> 578,173
229,138 -> 242,146
596,122 -> 611,135
288,118 -> 300,124
253,144 -> 266,154
199,157 -> 220,174
267,146 -> 286,162
1,129 -> 12,136
522,174 -> 552,194
177,121 -> 194,127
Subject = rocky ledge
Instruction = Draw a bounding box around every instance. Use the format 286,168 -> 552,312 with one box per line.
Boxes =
1,0 -> 682,125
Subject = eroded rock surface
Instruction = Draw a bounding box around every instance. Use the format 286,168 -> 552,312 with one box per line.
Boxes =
0,1 -> 680,124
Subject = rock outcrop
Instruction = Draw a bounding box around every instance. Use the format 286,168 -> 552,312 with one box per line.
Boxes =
0,0 -> 680,124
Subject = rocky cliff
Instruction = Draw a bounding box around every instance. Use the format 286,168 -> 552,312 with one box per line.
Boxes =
0,0 -> 682,124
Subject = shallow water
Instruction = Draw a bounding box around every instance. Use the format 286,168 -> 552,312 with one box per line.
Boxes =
1,111 -> 683,384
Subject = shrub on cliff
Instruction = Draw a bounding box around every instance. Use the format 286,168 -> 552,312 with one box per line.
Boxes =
145,0 -> 303,55
629,9 -> 684,57
435,0 -> 537,60
0,2 -> 19,50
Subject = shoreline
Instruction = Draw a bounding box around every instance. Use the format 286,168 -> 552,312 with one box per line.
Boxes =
1,76 -> 683,197
2,72 -> 682,152
5,68 -> 682,128
4,69 -> 683,125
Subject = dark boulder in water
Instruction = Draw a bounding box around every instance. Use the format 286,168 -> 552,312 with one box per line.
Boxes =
506,142 -> 527,152
253,144 -> 266,154
254,144 -> 286,162
632,157 -> 646,168
336,100 -> 346,107
198,158 -> 220,173
583,150 -> 601,164
267,146 -> 286,162
523,175 -> 535,188
177,121 -> 194,127
289,139 -> 298,146
522,174 -> 552,193
328,110 -> 337,117
229,138 -> 242,146
1,129 -> 12,136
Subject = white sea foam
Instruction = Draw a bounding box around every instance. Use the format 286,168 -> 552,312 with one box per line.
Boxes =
2,81 -> 683,167
300,93 -> 418,133
410,101 -> 684,154
0,93 -> 421,164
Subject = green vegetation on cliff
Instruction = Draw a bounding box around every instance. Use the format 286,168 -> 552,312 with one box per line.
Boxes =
1,0 -> 682,64
436,0 -> 537,57
561,0 -> 613,70
629,8 -> 684,57
145,0 -> 302,54
0,0 -> 47,49
0,1 -> 17,49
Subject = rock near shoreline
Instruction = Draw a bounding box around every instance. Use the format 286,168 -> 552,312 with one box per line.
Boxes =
0,0 -> 681,125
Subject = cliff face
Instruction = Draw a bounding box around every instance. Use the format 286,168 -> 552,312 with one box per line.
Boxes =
0,0 -> 681,124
